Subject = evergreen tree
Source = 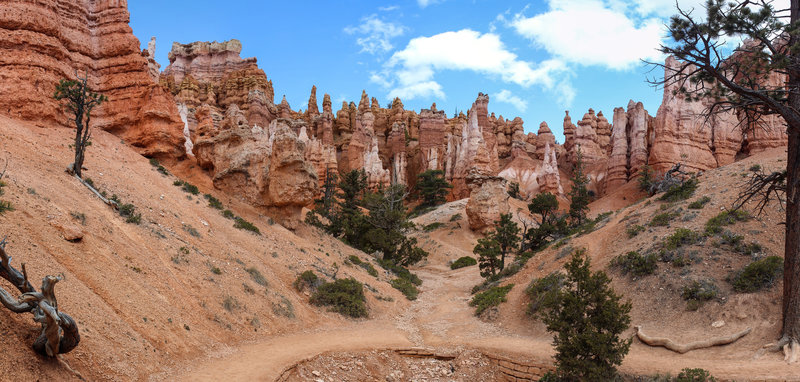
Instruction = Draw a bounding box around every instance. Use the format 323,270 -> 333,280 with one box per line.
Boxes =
542,249 -> 632,381
338,170 -> 369,245
568,147 -> 590,226
523,192 -> 560,252
54,73 -> 107,178
528,192 -> 558,226
475,237 -> 502,278
493,213 -> 520,270
415,169 -> 453,208
508,182 -> 522,200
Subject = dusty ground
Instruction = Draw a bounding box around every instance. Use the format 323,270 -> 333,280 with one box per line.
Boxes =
1,115 -> 798,381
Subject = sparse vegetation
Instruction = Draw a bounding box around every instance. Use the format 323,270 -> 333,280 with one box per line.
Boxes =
149,158 -> 169,176
210,265 -> 222,275
508,181 -> 521,200
705,210 -> 750,235
54,73 -> 107,178
117,202 -> 142,225
348,255 -> 379,277
688,196 -> 711,209
659,177 -> 698,202
638,165 -> 655,192
222,296 -> 239,312
681,280 -> 719,311
676,368 -> 716,382
391,277 -> 419,300
450,256 -> 477,270
469,284 -> 513,316
174,179 -> 200,195
293,270 -> 320,292
182,224 -> 200,238
526,273 -> 565,317
415,169 -> 453,209
627,224 -> 645,238
205,194 -> 223,210
222,209 -> 235,219
664,228 -> 701,250
719,231 -> 763,256
611,251 -> 658,277
423,222 -> 444,232
233,217 -> 261,235
568,148 -> 591,226
449,213 -> 462,222
246,267 -> 268,286
310,278 -> 368,318
649,211 -> 679,227
70,211 -> 86,225
729,256 -> 783,293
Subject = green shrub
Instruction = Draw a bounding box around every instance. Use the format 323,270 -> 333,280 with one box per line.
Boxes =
310,278 -> 368,318
659,177 -> 698,202
205,194 -> 223,210
391,277 -> 419,300
611,251 -> 657,277
749,164 -> 762,172
423,222 -> 445,232
705,210 -> 750,235
719,230 -> 763,255
149,158 -> 169,175
688,196 -> 711,209
70,211 -> 86,225
234,217 -> 261,235
348,255 -> 379,277
377,259 -> 422,285
664,228 -> 701,250
0,200 -> 12,215
450,256 -> 478,270
469,284 -> 514,315
649,211 -> 678,227
627,225 -> 645,238
246,267 -> 268,286
210,265 -> 222,275
222,209 -> 235,219
729,256 -> 783,293
676,368 -> 716,382
293,270 -> 320,292
174,180 -> 200,195
526,273 -> 564,316
126,213 -> 142,224
681,280 -> 718,310
118,202 -> 141,225
183,224 -> 200,238
449,213 -> 462,222
222,296 -> 239,312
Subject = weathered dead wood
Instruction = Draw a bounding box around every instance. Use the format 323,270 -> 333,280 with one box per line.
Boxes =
73,174 -> 117,208
0,239 -> 80,356
635,325 -> 752,354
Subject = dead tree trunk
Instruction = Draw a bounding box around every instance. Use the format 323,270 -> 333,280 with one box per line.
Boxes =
0,238 -> 80,356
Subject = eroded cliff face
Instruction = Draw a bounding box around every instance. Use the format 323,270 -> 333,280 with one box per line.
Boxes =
0,0 -> 184,158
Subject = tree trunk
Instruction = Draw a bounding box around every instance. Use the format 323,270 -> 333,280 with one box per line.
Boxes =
782,0 -> 800,344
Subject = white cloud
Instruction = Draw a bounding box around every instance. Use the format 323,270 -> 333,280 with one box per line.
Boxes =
379,5 -> 400,12
378,29 -> 575,105
417,0 -> 443,8
495,90 -> 528,112
510,0 -> 664,70
344,15 -> 407,54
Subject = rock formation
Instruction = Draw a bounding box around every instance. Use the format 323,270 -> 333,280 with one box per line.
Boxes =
0,0 -> 185,158
465,172 -> 510,232
538,142 -> 563,195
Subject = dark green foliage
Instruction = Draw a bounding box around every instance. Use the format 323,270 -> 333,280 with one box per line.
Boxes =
174,180 -> 199,195
541,249 -> 632,381
449,213 -> 462,222
149,158 -> 169,176
205,194 -> 223,210
526,273 -> 565,317
729,256 -> 783,293
638,165 -> 654,193
688,196 -> 711,209
749,164 -> 762,173
719,230 -> 763,255
649,211 -> 679,227
183,224 -> 200,238
222,209 -> 235,219
310,278 -> 368,318
611,251 -> 658,277
246,267 -> 268,286
538,372 -> 559,382
475,236 -> 502,278
423,222 -> 444,232
676,368 -> 716,382
659,177 -> 698,202
664,228 -> 701,250
0,179 -> 11,215
348,255 -> 379,277
469,284 -> 513,315
493,213 -> 520,268
210,265 -> 222,275
118,202 -> 141,225
568,148 -> 590,226
293,270 -> 320,292
523,192 -> 566,252
415,169 -> 452,208
234,217 -> 261,235
627,225 -> 645,238
390,278 -> 419,300
705,210 -> 750,235
450,256 -> 477,270
54,74 -> 107,178
508,182 -> 521,199
529,192 -> 559,224
681,280 -> 719,311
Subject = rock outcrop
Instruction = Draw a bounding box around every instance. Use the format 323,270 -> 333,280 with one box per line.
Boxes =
465,172 -> 509,232
0,0 -> 185,158
538,142 -> 563,195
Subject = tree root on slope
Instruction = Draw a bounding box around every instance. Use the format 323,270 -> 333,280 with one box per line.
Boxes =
755,335 -> 800,363
635,325 -> 752,354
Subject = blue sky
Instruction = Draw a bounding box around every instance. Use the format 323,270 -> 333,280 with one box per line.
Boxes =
129,0 -> 714,142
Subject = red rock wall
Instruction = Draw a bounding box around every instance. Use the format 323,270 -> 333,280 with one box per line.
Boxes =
0,0 -> 184,157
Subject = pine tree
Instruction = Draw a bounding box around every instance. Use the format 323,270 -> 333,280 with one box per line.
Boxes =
53,73 -> 107,178
542,249 -> 632,380
475,237 -> 502,278
415,169 -> 453,208
568,147 -> 590,226
493,213 -> 520,270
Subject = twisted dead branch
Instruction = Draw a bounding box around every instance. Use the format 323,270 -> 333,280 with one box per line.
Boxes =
635,325 -> 752,354
0,238 -> 80,356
